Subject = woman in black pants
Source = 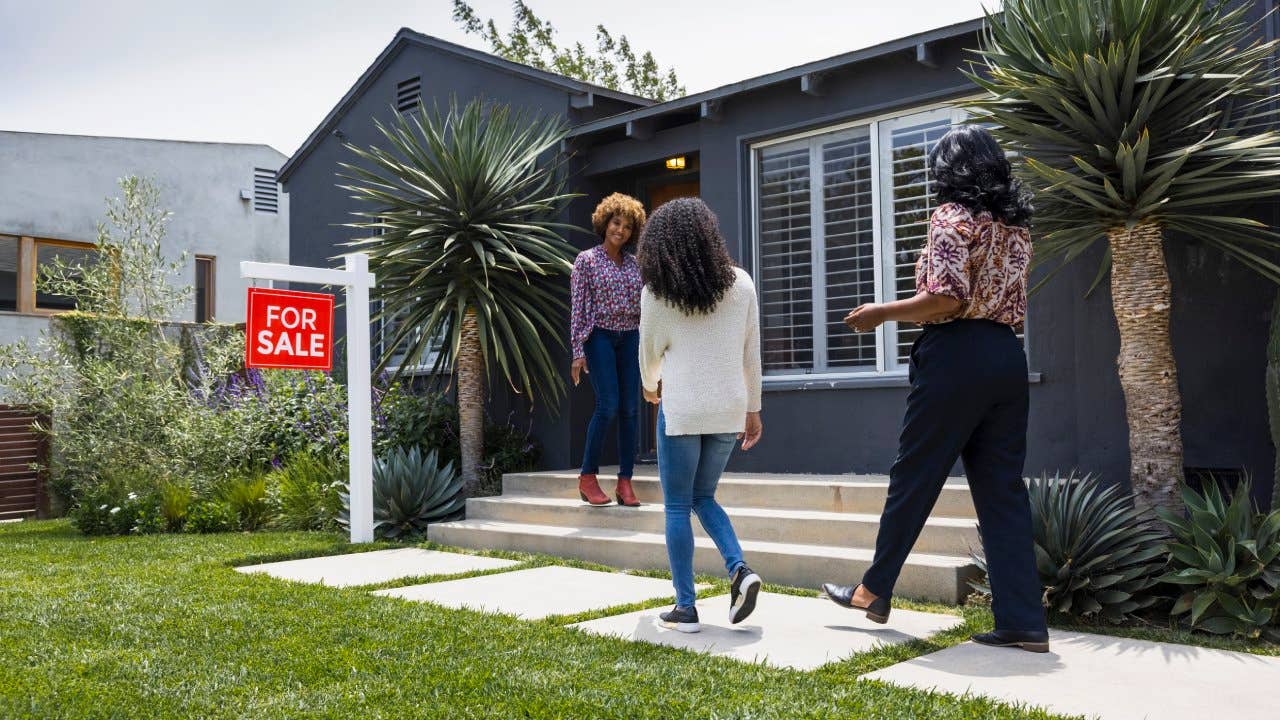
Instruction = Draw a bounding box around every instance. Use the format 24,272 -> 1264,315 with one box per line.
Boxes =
822,126 -> 1049,653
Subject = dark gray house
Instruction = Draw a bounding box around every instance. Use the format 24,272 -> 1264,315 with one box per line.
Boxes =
280,14 -> 1277,502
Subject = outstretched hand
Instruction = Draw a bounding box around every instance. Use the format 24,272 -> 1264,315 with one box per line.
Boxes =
845,303 -> 886,333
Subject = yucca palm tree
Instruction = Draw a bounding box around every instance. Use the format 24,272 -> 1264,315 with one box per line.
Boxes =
968,0 -> 1280,510
340,99 -> 579,492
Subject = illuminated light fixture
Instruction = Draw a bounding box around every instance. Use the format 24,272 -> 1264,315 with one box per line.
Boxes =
665,156 -> 686,171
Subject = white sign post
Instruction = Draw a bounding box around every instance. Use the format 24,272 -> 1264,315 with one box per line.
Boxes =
241,254 -> 377,543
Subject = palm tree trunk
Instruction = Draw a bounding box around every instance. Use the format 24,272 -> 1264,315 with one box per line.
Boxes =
457,307 -> 485,495
1108,222 -> 1183,511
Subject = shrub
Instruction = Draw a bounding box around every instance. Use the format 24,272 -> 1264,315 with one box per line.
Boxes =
971,472 -> 1167,624
185,501 -> 238,534
70,485 -> 157,536
341,446 -> 466,540
1158,479 -> 1280,641
157,482 -> 193,532
375,386 -> 454,456
269,451 -> 344,531
222,473 -> 273,531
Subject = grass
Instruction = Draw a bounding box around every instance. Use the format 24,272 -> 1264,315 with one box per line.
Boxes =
0,520 -> 1077,720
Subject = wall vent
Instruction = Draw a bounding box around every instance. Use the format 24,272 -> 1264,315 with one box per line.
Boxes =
253,168 -> 279,214
396,76 -> 422,113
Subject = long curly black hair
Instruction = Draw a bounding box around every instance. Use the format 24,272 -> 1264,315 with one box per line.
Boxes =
637,197 -> 737,315
928,125 -> 1034,228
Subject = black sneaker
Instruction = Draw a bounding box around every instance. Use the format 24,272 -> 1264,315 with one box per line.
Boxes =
729,564 -> 762,624
659,605 -> 700,633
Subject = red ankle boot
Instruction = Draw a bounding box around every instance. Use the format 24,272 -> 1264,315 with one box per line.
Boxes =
578,474 -> 611,506
615,477 -> 640,507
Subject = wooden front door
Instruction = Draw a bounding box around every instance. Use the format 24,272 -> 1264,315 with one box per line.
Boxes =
638,180 -> 699,462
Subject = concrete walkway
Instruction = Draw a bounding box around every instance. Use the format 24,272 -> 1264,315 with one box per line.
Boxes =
236,547 -> 517,587
574,591 -> 962,670
374,565 -> 697,620
863,629 -> 1280,720
238,548 -> 1280,720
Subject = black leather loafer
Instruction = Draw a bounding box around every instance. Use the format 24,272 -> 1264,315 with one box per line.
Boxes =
820,582 -> 891,624
971,629 -> 1050,653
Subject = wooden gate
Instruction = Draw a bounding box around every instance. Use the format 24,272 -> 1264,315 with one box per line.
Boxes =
0,405 -> 49,520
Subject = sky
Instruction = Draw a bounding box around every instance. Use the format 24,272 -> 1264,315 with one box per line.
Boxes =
0,0 -> 992,157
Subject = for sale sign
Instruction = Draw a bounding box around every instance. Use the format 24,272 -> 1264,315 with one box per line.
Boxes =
245,287 -> 335,370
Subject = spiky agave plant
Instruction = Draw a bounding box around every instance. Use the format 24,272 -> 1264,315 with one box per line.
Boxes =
341,446 -> 466,540
1159,478 -> 1280,641
972,472 -> 1167,623
340,98 -> 579,494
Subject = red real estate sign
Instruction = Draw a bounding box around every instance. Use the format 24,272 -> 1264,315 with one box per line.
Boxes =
245,287 -> 335,370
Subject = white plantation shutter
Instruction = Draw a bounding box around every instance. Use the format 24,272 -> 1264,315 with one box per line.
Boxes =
756,143 -> 814,373
821,129 -> 877,370
878,109 -> 957,368
751,104 -> 1022,379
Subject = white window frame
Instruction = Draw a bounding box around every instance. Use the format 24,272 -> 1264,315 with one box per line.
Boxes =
376,301 -> 444,376
750,100 -> 975,383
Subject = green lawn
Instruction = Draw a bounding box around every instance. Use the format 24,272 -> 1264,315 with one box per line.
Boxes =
0,520 -> 1079,720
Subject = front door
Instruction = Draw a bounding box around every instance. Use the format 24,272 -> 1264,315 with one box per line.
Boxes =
638,180 -> 700,463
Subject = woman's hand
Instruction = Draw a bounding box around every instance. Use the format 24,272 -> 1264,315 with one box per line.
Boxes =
571,357 -> 588,386
844,303 -> 886,333
643,384 -> 661,405
739,411 -> 763,451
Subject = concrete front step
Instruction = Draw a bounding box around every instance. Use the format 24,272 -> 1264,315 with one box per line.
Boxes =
467,495 -> 980,558
504,470 -> 978,519
428,519 -> 979,604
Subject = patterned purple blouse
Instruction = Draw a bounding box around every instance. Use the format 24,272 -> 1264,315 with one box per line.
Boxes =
916,202 -> 1033,327
569,245 -> 643,359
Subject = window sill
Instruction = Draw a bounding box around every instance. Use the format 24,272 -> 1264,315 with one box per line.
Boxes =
764,372 -> 1042,392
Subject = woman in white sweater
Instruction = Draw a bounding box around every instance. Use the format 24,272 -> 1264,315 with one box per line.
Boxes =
637,197 -> 764,633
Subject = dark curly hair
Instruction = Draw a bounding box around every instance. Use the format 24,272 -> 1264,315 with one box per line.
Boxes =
637,197 -> 737,315
928,125 -> 1034,228
590,192 -> 645,248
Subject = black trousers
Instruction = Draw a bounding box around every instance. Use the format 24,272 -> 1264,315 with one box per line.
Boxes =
862,319 -> 1046,633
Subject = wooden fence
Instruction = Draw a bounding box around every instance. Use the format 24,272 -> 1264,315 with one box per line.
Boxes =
0,405 -> 49,520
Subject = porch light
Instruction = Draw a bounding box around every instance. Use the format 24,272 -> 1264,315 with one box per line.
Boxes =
665,156 -> 686,170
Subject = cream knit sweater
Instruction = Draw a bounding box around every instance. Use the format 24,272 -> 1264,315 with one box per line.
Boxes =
639,267 -> 763,436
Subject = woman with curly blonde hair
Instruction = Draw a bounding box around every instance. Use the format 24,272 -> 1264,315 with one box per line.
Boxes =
570,192 -> 646,507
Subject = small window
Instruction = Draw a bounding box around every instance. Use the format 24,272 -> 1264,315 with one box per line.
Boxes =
253,168 -> 279,214
396,76 -> 422,113
195,255 -> 216,323
0,235 -> 17,312
34,241 -> 95,312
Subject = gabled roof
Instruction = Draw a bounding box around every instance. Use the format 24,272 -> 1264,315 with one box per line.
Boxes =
567,17 -> 985,141
278,28 -> 655,184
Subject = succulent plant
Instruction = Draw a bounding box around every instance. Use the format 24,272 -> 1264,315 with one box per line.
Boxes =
971,472 -> 1167,623
1158,479 -> 1280,641
341,446 -> 466,540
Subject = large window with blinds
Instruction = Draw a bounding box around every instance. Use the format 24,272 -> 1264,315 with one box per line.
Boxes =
752,105 -> 969,378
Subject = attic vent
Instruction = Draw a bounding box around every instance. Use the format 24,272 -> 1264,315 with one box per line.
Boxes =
396,76 -> 422,113
253,168 -> 279,214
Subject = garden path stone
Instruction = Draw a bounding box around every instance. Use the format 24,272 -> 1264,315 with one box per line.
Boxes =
373,565 -> 690,619
572,591 -> 963,670
862,629 -> 1280,720
236,548 -> 517,587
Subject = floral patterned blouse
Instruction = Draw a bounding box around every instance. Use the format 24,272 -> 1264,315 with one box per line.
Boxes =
569,245 -> 643,359
916,202 -> 1032,327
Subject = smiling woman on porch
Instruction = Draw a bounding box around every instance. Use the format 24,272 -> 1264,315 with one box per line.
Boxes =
821,125 -> 1049,654
570,193 -> 647,508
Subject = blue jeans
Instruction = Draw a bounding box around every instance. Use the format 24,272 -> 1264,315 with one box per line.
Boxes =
580,327 -> 640,478
657,406 -> 744,608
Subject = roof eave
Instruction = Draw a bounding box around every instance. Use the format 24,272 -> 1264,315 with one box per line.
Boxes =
566,16 -> 986,140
